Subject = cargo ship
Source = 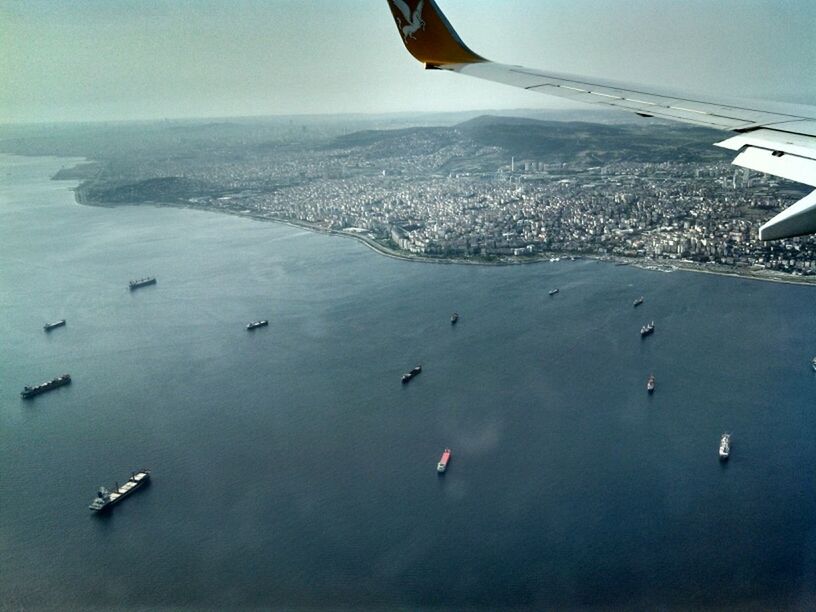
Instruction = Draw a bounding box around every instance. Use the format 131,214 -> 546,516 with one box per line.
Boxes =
640,321 -> 655,337
549,288 -> 559,296
719,434 -> 731,460
246,320 -> 268,330
402,365 -> 422,384
129,277 -> 156,290
437,448 -> 451,473
89,469 -> 151,512
20,374 -> 71,399
633,296 -> 644,307
647,374 -> 655,393
43,319 -> 66,331
450,312 -> 459,325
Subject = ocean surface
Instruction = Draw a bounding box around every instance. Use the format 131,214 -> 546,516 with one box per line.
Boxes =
1,153 -> 815,610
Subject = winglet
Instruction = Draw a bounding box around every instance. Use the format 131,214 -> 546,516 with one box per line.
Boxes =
386,0 -> 485,67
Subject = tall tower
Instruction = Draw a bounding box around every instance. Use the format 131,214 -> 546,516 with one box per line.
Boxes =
741,167 -> 750,188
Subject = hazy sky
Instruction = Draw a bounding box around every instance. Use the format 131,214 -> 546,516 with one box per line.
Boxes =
1,0 -> 814,124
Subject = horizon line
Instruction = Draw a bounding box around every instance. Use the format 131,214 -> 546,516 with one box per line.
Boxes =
0,106 -> 626,130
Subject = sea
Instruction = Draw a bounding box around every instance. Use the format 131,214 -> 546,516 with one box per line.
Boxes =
1,153 -> 815,610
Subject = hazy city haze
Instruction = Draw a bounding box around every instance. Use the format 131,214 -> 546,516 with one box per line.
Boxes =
2,0 -> 815,124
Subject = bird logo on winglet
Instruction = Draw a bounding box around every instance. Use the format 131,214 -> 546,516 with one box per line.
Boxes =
391,0 -> 425,40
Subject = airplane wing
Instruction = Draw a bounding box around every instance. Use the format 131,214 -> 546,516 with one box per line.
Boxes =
385,0 -> 816,241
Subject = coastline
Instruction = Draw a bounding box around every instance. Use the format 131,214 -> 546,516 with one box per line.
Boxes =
69,179 -> 816,287
7,152 -> 815,609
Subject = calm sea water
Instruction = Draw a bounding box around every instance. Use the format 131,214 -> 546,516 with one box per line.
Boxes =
1,154 -> 815,610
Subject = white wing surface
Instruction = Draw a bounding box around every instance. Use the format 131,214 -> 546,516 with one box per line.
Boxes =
385,0 -> 816,240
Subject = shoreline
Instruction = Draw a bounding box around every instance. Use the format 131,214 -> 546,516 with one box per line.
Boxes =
7,146 -> 807,286
69,181 -> 816,287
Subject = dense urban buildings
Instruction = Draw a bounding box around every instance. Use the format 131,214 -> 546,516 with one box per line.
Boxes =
5,115 -> 815,279
236,160 -> 814,277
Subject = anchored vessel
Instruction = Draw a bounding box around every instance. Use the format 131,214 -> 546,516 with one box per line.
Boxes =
719,434 -> 731,460
633,296 -> 644,307
89,469 -> 151,512
20,374 -> 71,399
246,320 -> 268,330
129,277 -> 156,290
640,321 -> 655,337
437,448 -> 451,473
402,365 -> 422,384
451,312 -> 459,325
549,288 -> 559,296
647,374 -> 655,393
43,319 -> 66,331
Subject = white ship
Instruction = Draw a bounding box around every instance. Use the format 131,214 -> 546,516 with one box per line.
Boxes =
719,434 -> 731,460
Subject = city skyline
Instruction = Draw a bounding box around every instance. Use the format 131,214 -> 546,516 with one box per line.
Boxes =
19,114 -> 810,281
